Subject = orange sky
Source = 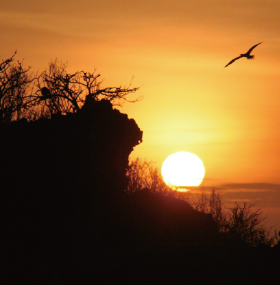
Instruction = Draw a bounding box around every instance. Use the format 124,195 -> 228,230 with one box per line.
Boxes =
2,0 -> 280,228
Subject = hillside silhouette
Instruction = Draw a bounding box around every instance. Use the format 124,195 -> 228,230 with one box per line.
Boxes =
1,62 -> 279,282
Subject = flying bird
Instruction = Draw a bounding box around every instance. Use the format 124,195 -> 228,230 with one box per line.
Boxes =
224,42 -> 262,67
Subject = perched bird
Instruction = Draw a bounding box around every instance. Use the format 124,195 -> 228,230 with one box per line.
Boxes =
224,42 -> 262,67
40,87 -> 51,100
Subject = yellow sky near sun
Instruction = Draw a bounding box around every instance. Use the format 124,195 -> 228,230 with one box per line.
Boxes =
2,0 -> 280,188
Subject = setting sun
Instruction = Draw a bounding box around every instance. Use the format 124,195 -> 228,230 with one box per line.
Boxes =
161,151 -> 205,188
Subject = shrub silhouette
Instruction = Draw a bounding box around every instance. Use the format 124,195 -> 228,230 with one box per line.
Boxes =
126,157 -> 171,194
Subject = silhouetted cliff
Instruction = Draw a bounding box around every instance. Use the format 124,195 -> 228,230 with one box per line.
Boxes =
1,98 -> 142,196
1,98 -> 143,282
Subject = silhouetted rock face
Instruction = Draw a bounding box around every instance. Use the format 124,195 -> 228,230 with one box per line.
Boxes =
0,99 -> 142,283
0,99 -> 142,197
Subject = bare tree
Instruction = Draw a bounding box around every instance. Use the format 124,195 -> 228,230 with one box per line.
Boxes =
35,59 -> 142,118
0,54 -> 141,122
0,51 -> 37,123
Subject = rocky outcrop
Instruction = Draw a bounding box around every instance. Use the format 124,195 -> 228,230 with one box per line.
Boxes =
0,98 -> 143,283
0,98 -> 142,197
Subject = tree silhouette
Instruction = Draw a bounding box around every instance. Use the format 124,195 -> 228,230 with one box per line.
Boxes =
0,54 -> 141,122
34,59 -> 142,118
0,51 -> 37,123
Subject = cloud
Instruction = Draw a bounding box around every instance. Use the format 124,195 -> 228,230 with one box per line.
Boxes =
219,183 -> 280,192
216,183 -> 280,211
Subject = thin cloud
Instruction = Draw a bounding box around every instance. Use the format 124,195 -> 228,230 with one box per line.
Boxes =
219,183 -> 280,192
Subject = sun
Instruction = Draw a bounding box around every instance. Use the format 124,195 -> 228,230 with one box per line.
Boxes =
161,151 -> 205,188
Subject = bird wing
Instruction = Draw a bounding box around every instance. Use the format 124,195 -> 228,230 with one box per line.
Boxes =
246,42 -> 262,54
224,55 -> 242,67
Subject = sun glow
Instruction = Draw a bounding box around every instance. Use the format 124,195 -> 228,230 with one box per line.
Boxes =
161,151 -> 205,188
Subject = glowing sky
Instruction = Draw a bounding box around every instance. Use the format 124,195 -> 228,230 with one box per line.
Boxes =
2,0 -> 280,227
